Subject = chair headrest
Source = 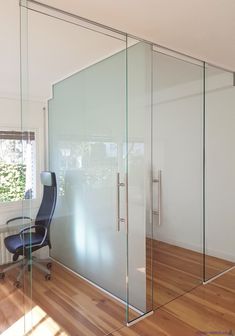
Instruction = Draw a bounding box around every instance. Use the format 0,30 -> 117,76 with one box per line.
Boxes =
40,171 -> 56,187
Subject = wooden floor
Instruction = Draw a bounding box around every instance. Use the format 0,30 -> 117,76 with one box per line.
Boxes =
147,240 -> 234,309
111,267 -> 235,336
0,261 -> 138,336
0,241 -> 234,336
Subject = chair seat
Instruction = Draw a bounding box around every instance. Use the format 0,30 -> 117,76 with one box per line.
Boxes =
4,232 -> 47,254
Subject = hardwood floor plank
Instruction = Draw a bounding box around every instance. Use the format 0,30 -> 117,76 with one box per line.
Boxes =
1,240 -> 235,336
162,292 -> 235,331
27,264 -> 127,336
149,240 -> 234,309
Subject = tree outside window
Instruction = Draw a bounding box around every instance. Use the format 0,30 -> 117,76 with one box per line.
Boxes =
0,131 -> 36,202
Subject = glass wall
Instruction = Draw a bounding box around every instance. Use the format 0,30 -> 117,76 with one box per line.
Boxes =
20,1 -> 46,333
0,1 -> 30,334
204,65 -> 235,281
18,1 -> 235,333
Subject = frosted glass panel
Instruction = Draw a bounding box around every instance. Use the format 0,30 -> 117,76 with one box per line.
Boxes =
49,47 -> 128,301
152,51 -> 203,308
205,66 -> 235,280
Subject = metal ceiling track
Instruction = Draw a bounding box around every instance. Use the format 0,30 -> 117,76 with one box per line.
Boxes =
20,0 -> 235,73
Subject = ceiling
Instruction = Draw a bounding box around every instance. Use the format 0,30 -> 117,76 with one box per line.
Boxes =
41,0 -> 235,71
0,0 -> 234,101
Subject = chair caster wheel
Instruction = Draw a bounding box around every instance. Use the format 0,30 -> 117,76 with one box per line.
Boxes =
0,273 -> 5,280
47,263 -> 52,270
14,281 -> 21,288
45,274 -> 51,281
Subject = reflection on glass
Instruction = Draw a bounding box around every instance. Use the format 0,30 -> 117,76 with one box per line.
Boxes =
57,140 -> 118,196
205,65 -> 235,281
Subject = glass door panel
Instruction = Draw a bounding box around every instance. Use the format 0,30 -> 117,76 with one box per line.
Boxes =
205,65 -> 235,281
152,49 -> 204,309
127,38 -> 153,323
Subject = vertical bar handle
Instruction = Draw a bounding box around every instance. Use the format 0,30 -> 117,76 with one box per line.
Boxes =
116,172 -> 125,232
158,170 -> 161,226
117,172 -> 121,232
153,170 -> 162,226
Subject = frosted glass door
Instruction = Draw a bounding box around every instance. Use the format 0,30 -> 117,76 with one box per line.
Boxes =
48,44 -> 128,302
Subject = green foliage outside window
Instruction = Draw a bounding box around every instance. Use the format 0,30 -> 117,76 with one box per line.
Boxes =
0,162 -> 26,202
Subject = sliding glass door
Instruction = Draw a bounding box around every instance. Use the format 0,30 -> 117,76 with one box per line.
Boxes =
152,48 -> 204,308
125,41 -> 204,321
204,65 -> 235,281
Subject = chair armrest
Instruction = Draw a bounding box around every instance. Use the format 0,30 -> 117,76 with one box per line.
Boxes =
19,225 -> 39,234
20,225 -> 48,248
6,216 -> 33,225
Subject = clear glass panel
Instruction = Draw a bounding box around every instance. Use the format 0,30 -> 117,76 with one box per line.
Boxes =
20,1 -> 36,333
205,65 -> 235,281
152,50 -> 203,309
0,1 -> 31,334
127,38 -> 153,322
21,0 -> 129,332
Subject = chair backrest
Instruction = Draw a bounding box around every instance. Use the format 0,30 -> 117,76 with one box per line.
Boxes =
35,171 -> 57,246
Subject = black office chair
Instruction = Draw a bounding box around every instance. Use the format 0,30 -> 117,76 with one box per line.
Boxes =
0,171 -> 57,287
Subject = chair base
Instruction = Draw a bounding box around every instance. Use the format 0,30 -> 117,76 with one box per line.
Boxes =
0,257 -> 52,287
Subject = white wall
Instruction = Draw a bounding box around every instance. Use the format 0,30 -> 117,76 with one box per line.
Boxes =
151,54 -> 235,263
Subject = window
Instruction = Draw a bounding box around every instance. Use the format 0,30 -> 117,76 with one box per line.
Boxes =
0,130 -> 36,203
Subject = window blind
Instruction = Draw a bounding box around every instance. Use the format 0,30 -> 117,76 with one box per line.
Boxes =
0,131 -> 35,141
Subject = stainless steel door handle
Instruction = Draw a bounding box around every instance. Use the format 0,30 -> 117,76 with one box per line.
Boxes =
153,170 -> 161,226
116,172 -> 125,231
158,170 -> 161,226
